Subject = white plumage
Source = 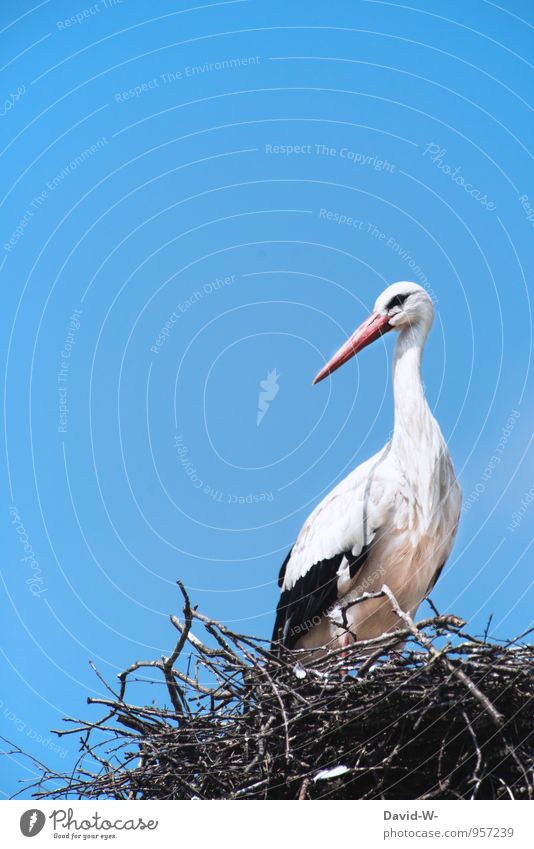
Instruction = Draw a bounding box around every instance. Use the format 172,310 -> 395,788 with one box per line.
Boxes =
272,282 -> 461,658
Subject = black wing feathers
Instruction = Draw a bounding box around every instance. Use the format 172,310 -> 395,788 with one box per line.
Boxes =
272,552 -> 343,651
271,544 -> 372,651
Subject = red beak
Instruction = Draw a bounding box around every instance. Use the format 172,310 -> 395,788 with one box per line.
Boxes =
313,311 -> 392,384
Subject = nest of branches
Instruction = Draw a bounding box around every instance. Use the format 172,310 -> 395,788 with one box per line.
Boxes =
25,584 -> 533,801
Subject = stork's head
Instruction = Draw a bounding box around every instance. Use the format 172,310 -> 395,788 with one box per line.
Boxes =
374,281 -> 434,330
313,281 -> 434,384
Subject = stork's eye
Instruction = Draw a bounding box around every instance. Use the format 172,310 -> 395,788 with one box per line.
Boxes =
386,293 -> 409,311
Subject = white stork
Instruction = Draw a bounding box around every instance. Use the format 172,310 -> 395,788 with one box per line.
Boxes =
272,282 -> 461,658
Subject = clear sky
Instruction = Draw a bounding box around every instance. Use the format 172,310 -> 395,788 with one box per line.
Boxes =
1,0 -> 532,799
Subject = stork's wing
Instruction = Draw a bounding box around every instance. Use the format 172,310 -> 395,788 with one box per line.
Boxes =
272,450 -> 392,650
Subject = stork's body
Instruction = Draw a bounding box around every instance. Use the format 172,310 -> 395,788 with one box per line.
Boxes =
272,282 -> 461,658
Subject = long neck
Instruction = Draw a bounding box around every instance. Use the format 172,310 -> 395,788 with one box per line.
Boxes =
391,322 -> 441,464
390,320 -> 455,533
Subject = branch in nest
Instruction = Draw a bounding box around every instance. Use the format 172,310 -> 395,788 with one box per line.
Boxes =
12,584 -> 533,802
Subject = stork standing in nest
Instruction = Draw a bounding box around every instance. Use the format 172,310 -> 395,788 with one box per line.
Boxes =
272,282 -> 461,659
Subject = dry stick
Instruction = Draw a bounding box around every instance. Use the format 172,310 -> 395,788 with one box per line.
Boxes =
119,656 -> 221,697
193,657 -> 244,701
51,721 -> 139,738
358,645 -> 391,678
239,643 -> 293,761
381,584 -> 504,728
87,697 -> 172,727
261,664 -> 292,762
88,660 -> 122,700
160,584 -> 195,715
298,776 -> 311,800
461,710 -> 483,799
303,613 -> 465,673
174,584 -> 241,664
189,606 -> 276,663
170,615 -> 229,660
335,590 -> 390,646
342,589 -> 389,611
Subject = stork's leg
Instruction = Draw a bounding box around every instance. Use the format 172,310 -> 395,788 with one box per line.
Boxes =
341,632 -> 352,652
340,631 -> 355,676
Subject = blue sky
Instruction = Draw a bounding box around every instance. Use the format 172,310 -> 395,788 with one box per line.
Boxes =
1,0 -> 533,798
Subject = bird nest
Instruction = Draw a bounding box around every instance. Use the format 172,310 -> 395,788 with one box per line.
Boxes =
21,584 -> 533,801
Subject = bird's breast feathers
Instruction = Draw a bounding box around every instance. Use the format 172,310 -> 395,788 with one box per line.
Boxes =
281,445 -> 460,599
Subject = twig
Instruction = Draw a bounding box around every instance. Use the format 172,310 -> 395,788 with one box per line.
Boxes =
13,590 -> 532,802
381,584 -> 504,728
